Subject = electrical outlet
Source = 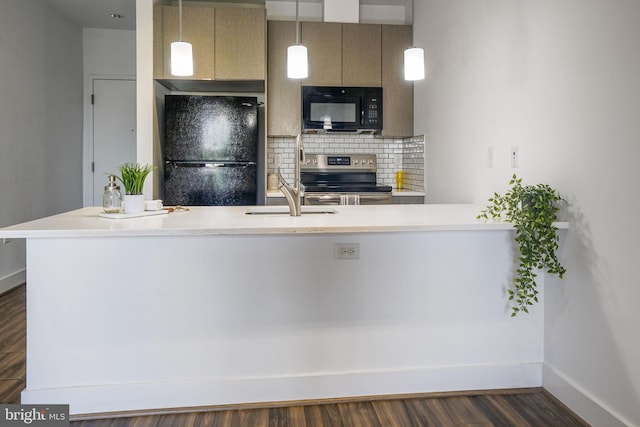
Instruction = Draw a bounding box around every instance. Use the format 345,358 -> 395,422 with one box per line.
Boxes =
510,146 -> 519,168
334,243 -> 360,260
487,146 -> 494,168
275,154 -> 282,168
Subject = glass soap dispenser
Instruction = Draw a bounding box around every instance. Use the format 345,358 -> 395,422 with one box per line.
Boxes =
103,175 -> 122,213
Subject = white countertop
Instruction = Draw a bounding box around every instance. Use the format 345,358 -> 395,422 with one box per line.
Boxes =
0,204 -> 569,238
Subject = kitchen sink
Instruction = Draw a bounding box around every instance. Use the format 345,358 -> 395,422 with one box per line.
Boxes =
245,206 -> 337,215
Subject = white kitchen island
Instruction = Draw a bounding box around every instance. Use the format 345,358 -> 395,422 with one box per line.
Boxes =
0,205 -> 568,416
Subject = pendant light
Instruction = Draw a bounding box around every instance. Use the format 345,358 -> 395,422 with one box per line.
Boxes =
287,0 -> 308,79
404,0 -> 425,81
404,47 -> 424,80
171,0 -> 193,77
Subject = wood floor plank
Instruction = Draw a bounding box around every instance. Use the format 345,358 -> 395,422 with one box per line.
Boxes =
0,334 -> 25,354
0,351 -> 26,380
0,325 -> 26,353
0,286 -> 26,320
268,405 -> 306,427
306,403 -> 343,427
208,408 -> 233,427
442,396 -> 492,424
231,407 -> 268,427
0,379 -> 24,403
371,399 -> 414,427
403,397 -> 456,427
337,401 -> 382,427
516,392 -> 588,426
477,394 -> 535,427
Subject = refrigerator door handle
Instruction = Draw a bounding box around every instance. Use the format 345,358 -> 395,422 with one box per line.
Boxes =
166,161 -> 257,168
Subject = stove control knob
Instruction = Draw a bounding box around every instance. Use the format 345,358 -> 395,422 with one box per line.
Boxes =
369,158 -> 374,164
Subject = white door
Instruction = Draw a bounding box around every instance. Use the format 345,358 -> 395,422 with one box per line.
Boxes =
92,79 -> 137,206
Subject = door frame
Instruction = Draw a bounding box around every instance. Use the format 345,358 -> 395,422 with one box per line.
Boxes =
83,74 -> 136,207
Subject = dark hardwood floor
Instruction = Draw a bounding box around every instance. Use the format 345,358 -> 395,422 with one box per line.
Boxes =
0,284 -> 26,404
70,392 -> 588,427
0,284 -> 589,426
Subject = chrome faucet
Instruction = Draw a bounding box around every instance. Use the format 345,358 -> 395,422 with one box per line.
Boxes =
278,133 -> 304,216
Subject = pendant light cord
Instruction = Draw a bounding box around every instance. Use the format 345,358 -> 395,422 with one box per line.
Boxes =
295,0 -> 300,45
411,0 -> 415,48
178,0 -> 184,42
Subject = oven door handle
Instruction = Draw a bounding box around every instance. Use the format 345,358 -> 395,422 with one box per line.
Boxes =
304,193 -> 392,205
357,193 -> 393,204
304,194 -> 341,205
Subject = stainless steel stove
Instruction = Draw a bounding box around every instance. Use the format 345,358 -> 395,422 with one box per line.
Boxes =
301,154 -> 392,205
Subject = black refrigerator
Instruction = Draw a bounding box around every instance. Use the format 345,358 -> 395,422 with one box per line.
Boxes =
164,95 -> 258,206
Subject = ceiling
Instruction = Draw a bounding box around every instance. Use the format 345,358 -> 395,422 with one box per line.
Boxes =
41,0 -> 409,31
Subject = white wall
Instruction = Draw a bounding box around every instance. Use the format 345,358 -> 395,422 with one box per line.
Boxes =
82,28 -> 136,206
0,0 -> 83,293
83,29 -> 136,76
415,1 -> 640,425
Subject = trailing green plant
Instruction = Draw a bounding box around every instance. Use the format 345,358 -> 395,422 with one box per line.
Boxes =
478,175 -> 566,316
115,162 -> 155,195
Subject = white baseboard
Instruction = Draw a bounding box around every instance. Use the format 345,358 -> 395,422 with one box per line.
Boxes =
23,362 -> 543,416
0,269 -> 25,295
543,364 -> 633,427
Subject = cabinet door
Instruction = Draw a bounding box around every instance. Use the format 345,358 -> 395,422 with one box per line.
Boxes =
267,21 -> 301,136
342,24 -> 382,87
382,25 -> 414,136
301,22 -> 342,86
153,6 -> 164,79
162,5 -> 215,80
215,8 -> 266,80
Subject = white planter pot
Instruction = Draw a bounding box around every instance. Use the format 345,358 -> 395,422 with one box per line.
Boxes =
123,194 -> 145,214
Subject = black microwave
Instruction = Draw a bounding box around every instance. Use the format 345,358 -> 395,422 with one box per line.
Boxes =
302,86 -> 382,133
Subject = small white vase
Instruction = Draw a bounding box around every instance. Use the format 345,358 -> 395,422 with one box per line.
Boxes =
123,194 -> 145,214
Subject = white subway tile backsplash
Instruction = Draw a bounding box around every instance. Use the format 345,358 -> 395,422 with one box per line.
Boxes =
267,134 -> 425,191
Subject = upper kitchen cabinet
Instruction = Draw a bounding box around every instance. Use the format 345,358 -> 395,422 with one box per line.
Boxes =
267,21 -> 301,136
381,25 -> 414,137
215,8 -> 266,80
301,22 -> 342,86
300,22 -> 381,87
342,24 -> 382,87
157,5 -> 215,80
153,5 -> 266,82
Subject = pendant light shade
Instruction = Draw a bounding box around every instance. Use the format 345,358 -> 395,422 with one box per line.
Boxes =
170,0 -> 193,77
171,41 -> 193,76
287,0 -> 308,79
287,45 -> 308,79
404,47 -> 425,81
